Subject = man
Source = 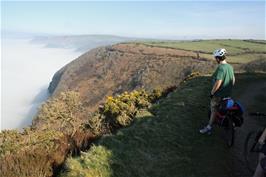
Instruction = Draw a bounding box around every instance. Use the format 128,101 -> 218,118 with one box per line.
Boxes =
200,48 -> 235,134
253,128 -> 266,177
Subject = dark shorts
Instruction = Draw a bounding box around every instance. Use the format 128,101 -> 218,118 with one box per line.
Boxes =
210,97 -> 222,113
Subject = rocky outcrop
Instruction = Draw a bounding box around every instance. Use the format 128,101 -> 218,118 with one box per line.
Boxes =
48,67 -> 66,94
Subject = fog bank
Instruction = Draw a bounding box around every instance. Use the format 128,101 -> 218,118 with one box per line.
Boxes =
1,38 -> 81,130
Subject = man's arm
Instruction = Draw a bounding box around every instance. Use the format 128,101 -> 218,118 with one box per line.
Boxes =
232,75 -> 235,85
211,80 -> 222,96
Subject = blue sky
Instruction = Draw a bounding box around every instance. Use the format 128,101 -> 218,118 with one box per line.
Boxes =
1,1 -> 265,39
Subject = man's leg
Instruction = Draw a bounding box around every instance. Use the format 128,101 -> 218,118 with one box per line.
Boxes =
208,110 -> 216,126
209,97 -> 221,126
200,97 -> 220,134
253,153 -> 265,177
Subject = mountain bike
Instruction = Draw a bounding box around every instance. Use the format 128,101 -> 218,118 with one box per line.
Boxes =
212,98 -> 244,147
244,112 -> 266,173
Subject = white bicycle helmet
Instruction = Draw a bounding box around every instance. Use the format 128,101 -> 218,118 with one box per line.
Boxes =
213,48 -> 227,57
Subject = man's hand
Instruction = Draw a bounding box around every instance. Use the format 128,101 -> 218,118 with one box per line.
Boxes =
211,80 -> 222,96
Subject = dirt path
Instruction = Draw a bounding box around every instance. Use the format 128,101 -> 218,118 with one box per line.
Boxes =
232,80 -> 266,177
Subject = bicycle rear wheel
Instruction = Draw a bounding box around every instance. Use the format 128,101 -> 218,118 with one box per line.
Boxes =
244,131 -> 261,173
224,118 -> 235,147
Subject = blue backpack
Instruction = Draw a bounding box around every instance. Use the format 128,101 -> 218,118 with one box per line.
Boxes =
219,98 -> 244,127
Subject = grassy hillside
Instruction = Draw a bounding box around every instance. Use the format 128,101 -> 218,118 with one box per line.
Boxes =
140,39 -> 266,64
60,73 -> 266,177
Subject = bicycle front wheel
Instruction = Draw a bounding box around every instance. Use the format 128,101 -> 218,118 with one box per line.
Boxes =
244,131 -> 261,173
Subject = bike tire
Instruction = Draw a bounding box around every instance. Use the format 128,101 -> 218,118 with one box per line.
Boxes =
225,118 -> 235,147
244,131 -> 261,173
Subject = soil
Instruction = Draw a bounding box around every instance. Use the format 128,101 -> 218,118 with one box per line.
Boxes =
232,81 -> 266,177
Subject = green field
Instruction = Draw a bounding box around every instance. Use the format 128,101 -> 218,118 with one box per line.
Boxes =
140,39 -> 266,64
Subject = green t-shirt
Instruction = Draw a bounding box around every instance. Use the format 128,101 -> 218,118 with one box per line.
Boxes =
212,63 -> 234,98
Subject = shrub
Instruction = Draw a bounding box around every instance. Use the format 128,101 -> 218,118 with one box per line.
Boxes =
102,89 -> 152,127
182,72 -> 201,83
0,91 -> 87,177
0,129 -> 68,177
87,113 -> 108,136
32,91 -> 84,136
148,88 -> 163,102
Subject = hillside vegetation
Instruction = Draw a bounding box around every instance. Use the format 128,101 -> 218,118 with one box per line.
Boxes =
60,73 -> 266,177
0,87 -> 174,177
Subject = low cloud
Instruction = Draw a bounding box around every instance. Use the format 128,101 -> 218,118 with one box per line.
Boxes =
1,38 -> 81,130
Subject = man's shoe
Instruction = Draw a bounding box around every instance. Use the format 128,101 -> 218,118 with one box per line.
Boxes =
199,126 -> 212,135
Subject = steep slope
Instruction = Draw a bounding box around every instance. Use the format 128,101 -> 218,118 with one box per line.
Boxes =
49,43 -> 215,113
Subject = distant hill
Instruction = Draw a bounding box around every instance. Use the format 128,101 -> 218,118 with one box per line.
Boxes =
30,34 -> 139,52
48,43 -> 216,113
142,39 -> 266,63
